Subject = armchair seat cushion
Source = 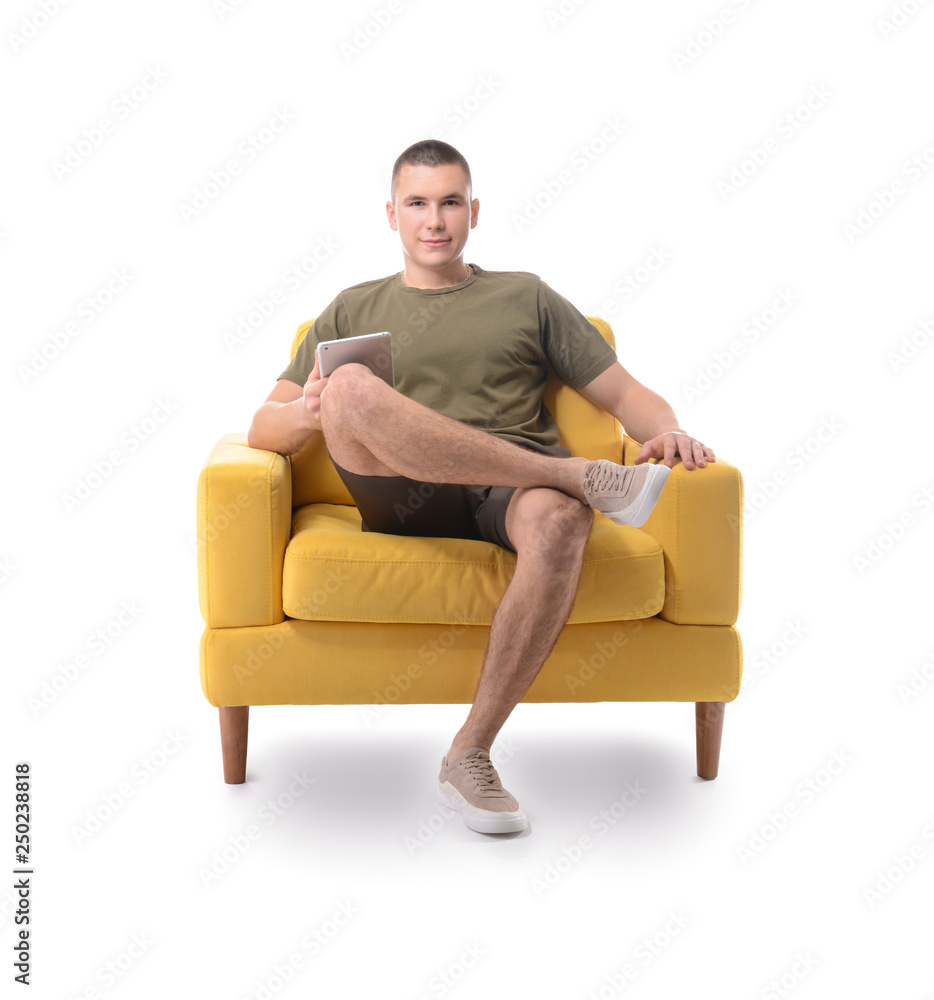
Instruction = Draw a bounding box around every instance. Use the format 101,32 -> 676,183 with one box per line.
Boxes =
282,503 -> 665,625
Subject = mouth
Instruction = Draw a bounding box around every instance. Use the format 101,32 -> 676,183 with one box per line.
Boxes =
420,238 -> 451,247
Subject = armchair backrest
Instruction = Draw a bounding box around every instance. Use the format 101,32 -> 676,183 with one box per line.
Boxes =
288,316 -> 623,508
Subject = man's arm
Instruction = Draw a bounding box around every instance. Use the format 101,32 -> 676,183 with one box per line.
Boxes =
575,361 -> 715,470
247,357 -> 329,456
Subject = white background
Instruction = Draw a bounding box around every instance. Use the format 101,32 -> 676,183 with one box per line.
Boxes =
3,0 -> 934,996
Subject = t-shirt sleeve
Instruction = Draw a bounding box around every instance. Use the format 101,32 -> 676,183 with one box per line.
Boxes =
277,295 -> 349,386
537,279 -> 617,387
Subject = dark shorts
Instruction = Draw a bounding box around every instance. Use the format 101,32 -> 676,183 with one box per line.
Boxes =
328,441 -> 571,554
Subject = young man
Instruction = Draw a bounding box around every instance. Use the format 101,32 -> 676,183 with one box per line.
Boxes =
248,140 -> 715,835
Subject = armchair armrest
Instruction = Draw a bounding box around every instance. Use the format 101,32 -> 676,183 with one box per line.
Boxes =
622,434 -> 743,626
197,433 -> 292,628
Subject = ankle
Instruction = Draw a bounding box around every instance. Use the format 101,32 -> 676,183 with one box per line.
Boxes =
566,457 -> 589,504
446,740 -> 488,763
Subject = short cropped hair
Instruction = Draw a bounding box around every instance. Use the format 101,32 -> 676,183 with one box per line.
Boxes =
390,140 -> 472,202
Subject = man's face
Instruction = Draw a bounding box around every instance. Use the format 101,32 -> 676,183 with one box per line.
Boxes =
386,163 -> 479,275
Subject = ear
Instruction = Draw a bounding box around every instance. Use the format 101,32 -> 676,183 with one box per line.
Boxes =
386,199 -> 398,231
470,197 -> 480,230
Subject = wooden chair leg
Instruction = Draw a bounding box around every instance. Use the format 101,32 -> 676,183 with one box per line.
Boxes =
219,706 -> 249,784
695,701 -> 725,780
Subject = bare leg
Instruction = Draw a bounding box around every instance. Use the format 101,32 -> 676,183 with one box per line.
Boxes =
444,487 -> 594,762
319,363 -> 588,501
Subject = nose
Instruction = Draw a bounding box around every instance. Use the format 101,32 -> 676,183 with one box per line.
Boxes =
425,202 -> 444,230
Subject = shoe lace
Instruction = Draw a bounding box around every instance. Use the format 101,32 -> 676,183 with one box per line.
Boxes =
587,462 -> 623,493
462,753 -> 500,790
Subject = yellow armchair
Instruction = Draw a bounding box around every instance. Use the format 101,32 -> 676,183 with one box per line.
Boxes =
197,317 -> 743,784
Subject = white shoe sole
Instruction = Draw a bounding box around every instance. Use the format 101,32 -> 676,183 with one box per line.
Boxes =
599,463 -> 671,528
437,782 -> 528,834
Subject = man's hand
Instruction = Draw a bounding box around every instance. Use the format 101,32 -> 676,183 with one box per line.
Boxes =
634,429 -> 716,470
302,354 -> 330,432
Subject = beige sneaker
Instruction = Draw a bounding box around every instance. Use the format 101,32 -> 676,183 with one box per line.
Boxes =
437,747 -> 528,834
581,459 -> 671,527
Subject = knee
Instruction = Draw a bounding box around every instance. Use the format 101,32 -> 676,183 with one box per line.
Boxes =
512,491 -> 593,564
320,363 -> 379,416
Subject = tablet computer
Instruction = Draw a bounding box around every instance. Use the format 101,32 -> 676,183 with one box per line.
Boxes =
315,331 -> 394,388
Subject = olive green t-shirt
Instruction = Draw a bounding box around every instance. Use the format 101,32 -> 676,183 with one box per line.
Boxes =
278,264 -> 617,453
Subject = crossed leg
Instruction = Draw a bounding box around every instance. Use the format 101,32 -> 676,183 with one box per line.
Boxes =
318,363 -> 589,500
318,363 -> 595,755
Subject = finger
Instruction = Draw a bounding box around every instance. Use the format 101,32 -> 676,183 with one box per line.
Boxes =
676,434 -> 695,470
635,438 -> 661,464
663,436 -> 677,468
302,387 -> 315,419
691,439 -> 706,469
